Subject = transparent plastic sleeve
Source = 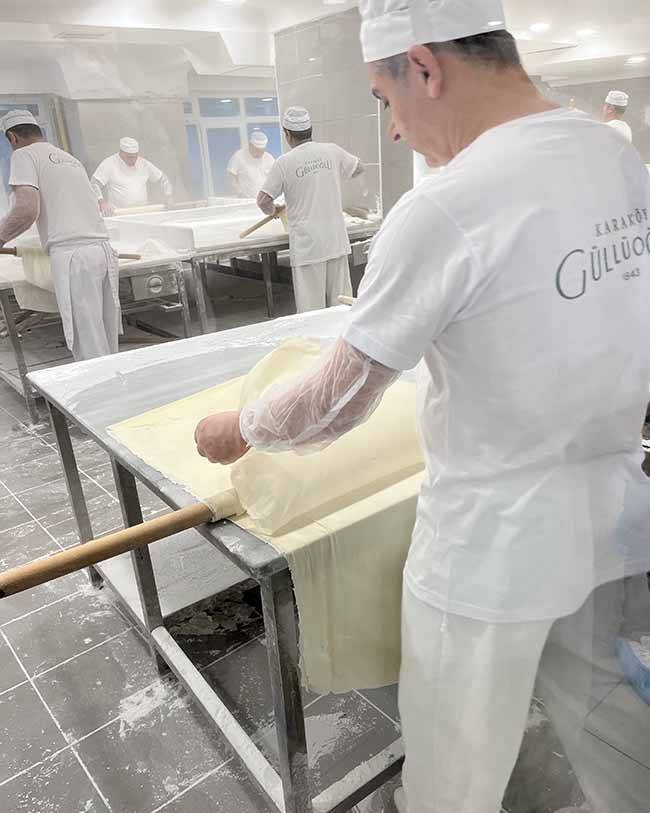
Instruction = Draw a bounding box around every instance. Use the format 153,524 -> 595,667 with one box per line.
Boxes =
239,337 -> 399,453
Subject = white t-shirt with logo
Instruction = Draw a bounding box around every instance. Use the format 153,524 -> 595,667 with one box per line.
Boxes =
227,148 -> 275,199
344,108 -> 650,623
91,153 -> 170,209
261,141 -> 359,267
9,142 -> 108,253
607,118 -> 633,143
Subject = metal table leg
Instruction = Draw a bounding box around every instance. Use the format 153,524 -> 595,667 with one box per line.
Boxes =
261,252 -> 276,319
48,402 -> 102,587
111,459 -> 168,674
0,287 -> 40,424
191,257 -> 210,335
261,569 -> 312,813
175,262 -> 193,339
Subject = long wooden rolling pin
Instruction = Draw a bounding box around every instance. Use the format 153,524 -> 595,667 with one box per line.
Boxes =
239,213 -> 277,239
0,503 -> 213,598
1,247 -> 142,261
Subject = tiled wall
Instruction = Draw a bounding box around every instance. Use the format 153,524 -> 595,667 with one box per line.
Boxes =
274,8 -> 413,214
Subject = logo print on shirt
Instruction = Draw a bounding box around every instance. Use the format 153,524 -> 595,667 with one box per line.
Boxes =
556,208 -> 650,300
49,153 -> 80,168
296,158 -> 333,179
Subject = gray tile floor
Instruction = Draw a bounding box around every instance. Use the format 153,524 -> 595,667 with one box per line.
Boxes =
0,285 -> 649,812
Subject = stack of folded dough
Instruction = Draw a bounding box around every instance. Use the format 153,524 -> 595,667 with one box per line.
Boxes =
109,338 -> 425,693
12,238 -> 58,313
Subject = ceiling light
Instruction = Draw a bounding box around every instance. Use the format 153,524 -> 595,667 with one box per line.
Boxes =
626,56 -> 647,65
488,20 -> 504,27
576,28 -> 597,38
261,98 -> 273,102
529,22 -> 551,34
308,57 -> 317,62
220,98 -> 233,103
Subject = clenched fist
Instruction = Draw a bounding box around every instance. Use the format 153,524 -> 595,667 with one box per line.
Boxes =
194,411 -> 249,465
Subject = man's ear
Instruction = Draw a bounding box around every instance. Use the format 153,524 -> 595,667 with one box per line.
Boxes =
407,44 -> 443,100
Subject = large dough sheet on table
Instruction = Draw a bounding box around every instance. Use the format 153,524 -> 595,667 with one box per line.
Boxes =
109,346 -> 423,694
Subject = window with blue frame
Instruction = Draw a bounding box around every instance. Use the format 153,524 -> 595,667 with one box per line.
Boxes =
198,97 -> 241,118
244,97 -> 279,117
206,127 -> 243,194
185,125 -> 205,199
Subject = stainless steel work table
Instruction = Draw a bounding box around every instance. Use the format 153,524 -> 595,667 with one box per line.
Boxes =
0,255 -> 200,424
27,308 -> 403,813
189,222 -> 379,332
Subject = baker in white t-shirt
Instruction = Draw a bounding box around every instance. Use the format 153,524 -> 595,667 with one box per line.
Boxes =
603,89 -> 633,143
227,131 -> 275,199
196,2 -> 650,811
91,137 -> 173,215
257,106 -> 365,313
0,110 -> 120,361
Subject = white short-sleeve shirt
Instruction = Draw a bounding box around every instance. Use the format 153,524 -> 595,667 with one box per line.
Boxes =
607,118 -> 633,143
92,153 -> 167,209
227,148 -> 275,199
9,142 -> 107,252
345,109 -> 650,623
261,141 -> 359,267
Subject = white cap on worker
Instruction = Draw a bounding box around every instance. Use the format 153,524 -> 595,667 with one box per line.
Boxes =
359,0 -> 507,63
250,130 -> 268,149
606,90 -> 629,108
283,106 -> 312,132
1,109 -> 38,134
120,137 -> 139,154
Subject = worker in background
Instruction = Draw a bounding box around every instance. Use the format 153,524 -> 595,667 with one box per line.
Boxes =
0,110 -> 120,361
91,137 -> 173,216
257,106 -> 365,313
196,1 -> 650,811
603,90 -> 633,142
227,131 -> 275,199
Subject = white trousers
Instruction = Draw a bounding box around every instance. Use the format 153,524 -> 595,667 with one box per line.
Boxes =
291,256 -> 352,313
399,583 -> 553,813
50,241 -> 121,362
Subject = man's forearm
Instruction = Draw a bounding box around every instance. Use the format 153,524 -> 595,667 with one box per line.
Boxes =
239,339 -> 398,452
0,187 -> 40,245
257,191 -> 276,216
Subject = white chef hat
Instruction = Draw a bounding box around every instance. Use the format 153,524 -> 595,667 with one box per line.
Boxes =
606,90 -> 629,108
250,130 -> 269,148
120,137 -> 140,154
359,0 -> 507,63
1,109 -> 39,133
283,106 -> 312,132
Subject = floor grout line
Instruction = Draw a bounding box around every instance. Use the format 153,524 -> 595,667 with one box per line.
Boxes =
0,589 -> 84,629
353,689 -> 400,728
0,741 -> 75,788
0,516 -> 50,537
147,756 -> 234,813
32,626 -> 135,680
0,478 -> 67,553
198,634 -> 266,675
0,677 -> 29,698
0,629 -> 113,811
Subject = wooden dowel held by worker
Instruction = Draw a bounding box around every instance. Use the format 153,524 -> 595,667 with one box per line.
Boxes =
0,503 -> 213,598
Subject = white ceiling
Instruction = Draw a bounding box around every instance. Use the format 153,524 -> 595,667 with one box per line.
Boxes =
0,0 -> 648,86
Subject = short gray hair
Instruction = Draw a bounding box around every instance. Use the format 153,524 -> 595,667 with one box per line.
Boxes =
380,31 -> 522,78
